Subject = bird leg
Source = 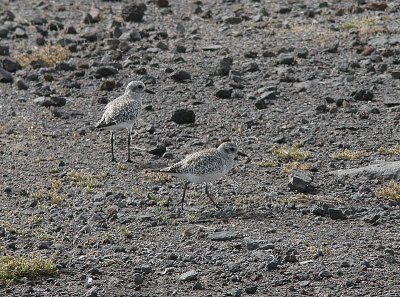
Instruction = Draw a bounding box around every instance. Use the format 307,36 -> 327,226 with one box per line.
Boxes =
205,183 -> 220,209
180,181 -> 190,210
110,131 -> 116,162
127,128 -> 132,163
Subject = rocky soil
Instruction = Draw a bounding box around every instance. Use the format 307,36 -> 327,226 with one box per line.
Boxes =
1,0 -> 400,296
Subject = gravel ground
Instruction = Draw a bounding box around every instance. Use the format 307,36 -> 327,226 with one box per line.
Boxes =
1,0 -> 400,296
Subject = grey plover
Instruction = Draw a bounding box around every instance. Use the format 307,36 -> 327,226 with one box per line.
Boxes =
96,80 -> 152,162
155,142 -> 246,209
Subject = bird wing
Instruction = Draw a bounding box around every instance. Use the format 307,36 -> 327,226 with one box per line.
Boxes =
161,150 -> 221,174
95,96 -> 140,128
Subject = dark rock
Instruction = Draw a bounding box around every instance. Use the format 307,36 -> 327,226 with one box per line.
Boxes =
209,231 -> 237,241
278,53 -> 295,65
179,270 -> 198,281
316,104 -> 329,114
48,21 -> 64,31
260,91 -> 276,100
244,62 -> 259,72
156,41 -> 168,51
16,79 -> 28,90
244,51 -> 257,58
176,44 -> 186,53
255,99 -> 272,110
94,66 -> 118,78
80,29 -> 98,42
246,240 -> 260,250
215,88 -> 233,99
122,3 -> 147,22
318,270 -> 332,278
245,286 -> 257,294
331,161 -> 400,180
263,51 -> 276,57
65,25 -> 77,34
157,0 -> 169,8
56,62 -> 76,71
0,45 -> 9,56
288,171 -> 312,193
171,70 -> 191,82
352,89 -> 374,101
171,109 -> 195,124
224,17 -> 242,24
0,67 -> 13,83
0,27 -> 9,38
34,96 -> 67,107
133,273 -> 144,285
89,6 -> 101,23
2,58 -> 21,72
328,208 -> 347,220
100,80 -> 116,91
216,57 -> 233,76
296,48 -> 308,58
325,42 -> 339,53
267,261 -> 278,271
391,71 -> 400,79
147,144 -> 166,157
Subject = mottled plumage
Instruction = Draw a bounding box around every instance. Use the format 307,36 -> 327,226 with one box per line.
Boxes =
157,142 -> 244,209
96,81 -> 145,162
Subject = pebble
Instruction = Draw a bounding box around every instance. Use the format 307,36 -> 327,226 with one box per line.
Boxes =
2,58 -> 21,72
171,109 -> 195,124
179,270 -> 198,281
318,270 -> 332,278
288,171 -> 312,193
122,3 -> 147,22
215,88 -> 233,99
278,53 -> 295,65
216,57 -> 233,76
352,89 -> 374,101
0,67 -> 13,83
170,70 -> 191,82
328,208 -> 347,220
245,286 -> 258,294
94,66 -> 118,78
0,44 -> 9,56
209,231 -> 238,241
34,96 -> 66,107
16,79 -> 28,90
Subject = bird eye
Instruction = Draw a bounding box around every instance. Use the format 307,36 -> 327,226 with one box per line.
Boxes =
137,85 -> 143,89
230,147 -> 235,152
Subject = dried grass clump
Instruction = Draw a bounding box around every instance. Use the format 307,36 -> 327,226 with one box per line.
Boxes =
16,44 -> 70,68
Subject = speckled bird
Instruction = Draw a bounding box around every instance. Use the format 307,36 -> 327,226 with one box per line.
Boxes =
156,142 -> 246,209
96,80 -> 151,162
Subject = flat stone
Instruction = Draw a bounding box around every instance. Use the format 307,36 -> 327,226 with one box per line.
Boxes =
331,161 -> 400,180
215,88 -> 233,99
328,208 -> 347,220
179,270 -> 198,281
209,231 -> 238,241
34,96 -> 66,107
288,170 -> 312,193
171,109 -> 195,124
0,67 -> 13,83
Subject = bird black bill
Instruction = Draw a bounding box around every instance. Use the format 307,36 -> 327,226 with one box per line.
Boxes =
145,89 -> 155,94
237,151 -> 247,157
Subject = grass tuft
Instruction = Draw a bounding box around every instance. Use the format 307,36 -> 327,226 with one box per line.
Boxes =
377,145 -> 400,155
16,44 -> 70,68
282,162 -> 311,174
272,144 -> 311,162
331,149 -> 369,160
67,171 -> 104,193
0,256 -> 57,284
376,180 -> 400,201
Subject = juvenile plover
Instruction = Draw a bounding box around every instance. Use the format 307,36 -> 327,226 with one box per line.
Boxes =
96,80 -> 152,162
155,142 -> 246,209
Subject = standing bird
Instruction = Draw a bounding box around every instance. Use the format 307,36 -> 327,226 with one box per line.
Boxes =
155,142 -> 246,209
96,80 -> 150,162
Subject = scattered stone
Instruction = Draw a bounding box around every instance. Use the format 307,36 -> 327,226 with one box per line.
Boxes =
16,79 -> 28,90
0,67 -> 13,83
216,57 -> 233,76
132,273 -> 144,285
179,270 -> 198,281
85,286 -> 98,297
0,27 -> 9,38
224,16 -> 242,24
391,71 -> 400,79
94,66 -> 118,78
147,144 -> 166,157
157,0 -> 169,8
245,286 -> 257,294
255,99 -> 272,110
209,231 -> 238,241
100,80 -> 116,91
2,58 -> 20,72
171,109 -> 195,124
325,42 -> 339,53
215,88 -> 233,99
331,161 -> 400,180
122,3 -> 147,22
319,270 -> 332,278
296,48 -> 308,58
267,261 -> 278,271
278,53 -> 295,65
352,89 -> 374,101
328,208 -> 347,220
0,45 -> 9,56
34,96 -> 67,107
288,171 -> 312,193
14,27 -> 28,38
171,70 -> 191,82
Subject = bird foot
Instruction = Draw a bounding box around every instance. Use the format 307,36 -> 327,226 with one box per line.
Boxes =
126,158 -> 133,163
111,157 -> 117,162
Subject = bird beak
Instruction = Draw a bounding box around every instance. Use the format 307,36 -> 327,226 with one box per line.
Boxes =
145,89 -> 155,94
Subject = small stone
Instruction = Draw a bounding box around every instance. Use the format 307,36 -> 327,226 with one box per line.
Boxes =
255,99 -> 271,110
171,109 -> 195,124
316,104 -> 329,114
94,66 -> 118,78
278,53 -> 295,65
260,91 -> 276,100
296,48 -> 308,58
80,29 -> 98,42
288,171 -> 312,193
122,3 -> 147,22
2,58 -> 21,72
245,286 -> 257,294
157,0 -> 169,8
141,265 -> 152,274
0,45 -> 9,56
328,208 -> 347,220
132,273 -> 144,285
171,70 -> 191,82
209,231 -> 238,241
215,88 -> 233,99
16,79 -> 28,90
34,96 -> 66,107
147,144 -> 166,157
85,286 -> 98,297
0,27 -> 9,38
325,42 -> 339,53
246,240 -> 259,250
216,57 -> 233,76
224,17 -> 242,24
0,67 -> 13,83
318,270 -> 332,278
14,27 -> 28,38
299,280 -> 310,287
179,270 -> 198,282
100,80 -> 116,91
391,71 -> 400,79
352,89 -> 374,101
267,261 -> 278,271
